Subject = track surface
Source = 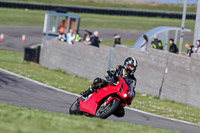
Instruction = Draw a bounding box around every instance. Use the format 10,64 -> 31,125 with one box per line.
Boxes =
0,27 -> 43,51
0,69 -> 200,133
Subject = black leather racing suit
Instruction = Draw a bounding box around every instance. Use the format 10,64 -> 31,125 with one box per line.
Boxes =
104,65 -> 136,99
81,65 -> 137,100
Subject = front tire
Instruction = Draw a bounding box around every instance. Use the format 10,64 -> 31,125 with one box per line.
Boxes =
69,98 -> 82,115
95,99 -> 120,119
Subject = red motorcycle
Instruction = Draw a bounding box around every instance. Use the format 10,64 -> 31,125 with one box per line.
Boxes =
69,77 -> 133,119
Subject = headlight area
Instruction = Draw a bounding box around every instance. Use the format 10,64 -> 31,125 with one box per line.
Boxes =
123,94 -> 127,98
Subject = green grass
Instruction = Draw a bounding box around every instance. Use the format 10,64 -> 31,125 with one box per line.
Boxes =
4,0 -> 197,13
72,12 -> 195,32
0,104 -> 180,133
102,39 -> 136,47
0,50 -> 91,94
133,94 -> 200,124
0,8 -> 44,27
0,49 -> 200,125
0,7 -> 196,32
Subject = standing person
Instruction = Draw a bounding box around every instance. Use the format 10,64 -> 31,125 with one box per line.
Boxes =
58,28 -> 66,42
112,34 -> 121,47
185,43 -> 194,57
83,30 -> 92,44
140,35 -> 148,51
58,19 -> 65,30
67,29 -> 75,45
195,40 -> 200,54
169,38 -> 178,54
83,30 -> 88,42
74,30 -> 81,43
151,35 -> 163,50
91,31 -> 101,47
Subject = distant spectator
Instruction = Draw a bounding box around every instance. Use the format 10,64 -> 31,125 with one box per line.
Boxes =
151,35 -> 163,50
169,38 -> 178,54
74,30 -> 81,43
112,34 -> 121,47
195,40 -> 200,54
91,31 -> 101,47
58,19 -> 65,30
67,29 -> 75,45
83,30 -> 92,44
83,30 -> 88,41
140,35 -> 148,51
185,43 -> 194,57
58,28 -> 66,42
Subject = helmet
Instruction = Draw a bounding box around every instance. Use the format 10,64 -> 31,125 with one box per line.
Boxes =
123,57 -> 138,75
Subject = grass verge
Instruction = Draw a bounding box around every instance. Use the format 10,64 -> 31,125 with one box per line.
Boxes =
0,49 -> 199,124
102,39 -> 136,47
5,0 -> 197,13
0,7 -> 195,32
0,104 -> 180,133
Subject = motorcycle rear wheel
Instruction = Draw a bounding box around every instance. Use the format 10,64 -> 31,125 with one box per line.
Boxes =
95,99 -> 120,119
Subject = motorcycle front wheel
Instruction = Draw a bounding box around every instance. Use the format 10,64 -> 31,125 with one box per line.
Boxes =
69,98 -> 82,115
95,99 -> 120,119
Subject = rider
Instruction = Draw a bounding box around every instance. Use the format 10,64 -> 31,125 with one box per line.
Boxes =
80,57 -> 138,109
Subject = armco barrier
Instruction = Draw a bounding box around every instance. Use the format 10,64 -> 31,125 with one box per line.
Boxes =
0,1 -> 196,20
40,40 -> 200,109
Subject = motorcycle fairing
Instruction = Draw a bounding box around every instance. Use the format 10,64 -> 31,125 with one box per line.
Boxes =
79,78 -> 123,115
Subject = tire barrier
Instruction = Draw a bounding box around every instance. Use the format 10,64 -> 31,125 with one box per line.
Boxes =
24,46 -> 40,63
0,1 -> 196,19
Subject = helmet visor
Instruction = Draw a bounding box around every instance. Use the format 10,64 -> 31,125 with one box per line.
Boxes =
128,65 -> 135,71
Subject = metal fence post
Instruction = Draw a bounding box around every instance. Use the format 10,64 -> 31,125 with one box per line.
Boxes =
179,0 -> 188,54
108,48 -> 115,70
193,0 -> 200,47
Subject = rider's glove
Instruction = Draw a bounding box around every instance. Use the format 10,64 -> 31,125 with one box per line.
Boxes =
93,88 -> 98,93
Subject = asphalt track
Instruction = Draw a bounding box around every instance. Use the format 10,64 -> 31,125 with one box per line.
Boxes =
0,69 -> 200,133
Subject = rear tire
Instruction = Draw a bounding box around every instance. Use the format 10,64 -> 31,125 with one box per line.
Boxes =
69,98 -> 82,115
95,99 -> 120,119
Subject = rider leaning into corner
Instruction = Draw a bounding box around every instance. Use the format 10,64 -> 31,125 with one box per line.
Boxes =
80,57 -> 138,117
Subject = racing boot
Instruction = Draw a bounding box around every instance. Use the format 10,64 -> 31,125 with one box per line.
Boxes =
80,85 -> 94,97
